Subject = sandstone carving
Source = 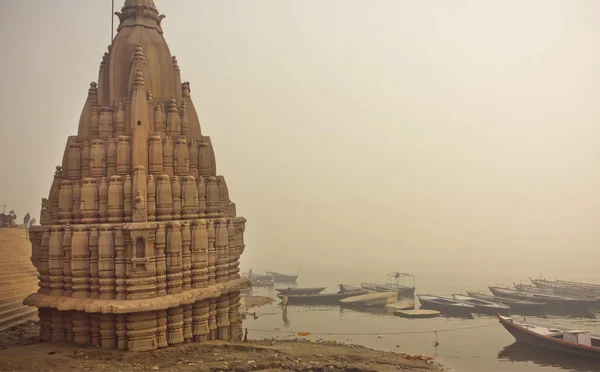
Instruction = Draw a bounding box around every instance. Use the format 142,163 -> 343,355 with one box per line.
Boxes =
25,0 -> 247,352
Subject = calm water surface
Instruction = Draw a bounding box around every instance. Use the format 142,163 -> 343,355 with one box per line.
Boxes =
241,268 -> 600,372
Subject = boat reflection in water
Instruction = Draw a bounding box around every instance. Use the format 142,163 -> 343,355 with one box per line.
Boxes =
498,342 -> 599,372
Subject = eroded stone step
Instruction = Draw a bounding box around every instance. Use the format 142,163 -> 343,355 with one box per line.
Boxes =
0,307 -> 38,332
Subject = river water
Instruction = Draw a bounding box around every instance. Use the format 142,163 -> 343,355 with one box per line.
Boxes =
241,267 -> 600,372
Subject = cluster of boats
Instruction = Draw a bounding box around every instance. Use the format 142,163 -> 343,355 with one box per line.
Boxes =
417,278 -> 600,317
243,270 -> 299,287
271,272 -> 416,305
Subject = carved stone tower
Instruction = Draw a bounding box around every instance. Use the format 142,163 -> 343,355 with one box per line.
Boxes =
25,0 -> 247,351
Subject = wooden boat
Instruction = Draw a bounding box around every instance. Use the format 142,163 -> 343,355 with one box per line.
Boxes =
452,294 -> 510,314
275,287 -> 326,295
498,314 -> 600,360
266,271 -> 298,283
488,286 -> 594,305
417,294 -> 474,316
278,286 -> 368,305
466,291 -> 547,311
531,278 -> 600,298
361,272 -> 415,298
515,283 -> 599,300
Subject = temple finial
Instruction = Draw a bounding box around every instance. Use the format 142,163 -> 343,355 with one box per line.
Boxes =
134,69 -> 145,88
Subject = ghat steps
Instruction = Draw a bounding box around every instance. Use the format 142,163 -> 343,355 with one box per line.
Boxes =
0,228 -> 39,331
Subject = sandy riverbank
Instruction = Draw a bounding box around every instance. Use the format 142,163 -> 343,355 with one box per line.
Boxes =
0,320 -> 447,371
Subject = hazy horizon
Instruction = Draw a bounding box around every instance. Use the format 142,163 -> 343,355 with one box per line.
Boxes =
1,0 -> 600,278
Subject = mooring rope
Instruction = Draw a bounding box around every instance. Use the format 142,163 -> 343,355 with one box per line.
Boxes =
245,323 -> 497,336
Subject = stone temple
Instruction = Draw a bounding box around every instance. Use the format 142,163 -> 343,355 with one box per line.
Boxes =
24,0 -> 247,351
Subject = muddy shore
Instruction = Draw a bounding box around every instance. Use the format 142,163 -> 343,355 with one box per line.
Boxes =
0,296 -> 447,371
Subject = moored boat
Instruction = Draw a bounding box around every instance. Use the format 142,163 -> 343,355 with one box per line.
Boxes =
278,286 -> 368,305
417,294 -> 474,316
275,287 -> 326,295
498,315 -> 600,360
452,294 -> 510,314
515,283 -> 600,300
531,278 -> 600,298
466,291 -> 547,312
361,272 -> 416,298
266,270 -> 298,283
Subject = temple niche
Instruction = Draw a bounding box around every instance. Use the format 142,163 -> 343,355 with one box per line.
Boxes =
25,0 -> 247,351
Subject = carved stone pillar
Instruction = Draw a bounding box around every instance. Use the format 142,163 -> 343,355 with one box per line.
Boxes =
91,313 -> 101,346
154,103 -> 165,138
171,176 -> 181,220
64,311 -> 74,341
72,181 -> 82,224
71,228 -> 90,298
67,142 -> 81,180
156,175 -> 172,221
58,180 -> 73,224
191,220 -> 208,288
206,220 -> 216,286
127,312 -> 158,351
107,137 -> 118,178
208,299 -> 217,340
89,228 -> 100,298
181,176 -> 198,219
147,175 -> 156,221
193,300 -> 209,342
124,175 -> 133,222
205,176 -> 219,218
51,309 -> 65,341
48,227 -> 64,296
39,229 -> 51,294
115,227 -> 126,300
100,314 -> 116,348
82,141 -> 91,178
117,136 -> 131,175
155,223 -> 167,296
98,228 -> 115,300
189,139 -> 199,179
80,178 -> 99,224
115,101 -> 125,137
183,304 -> 193,342
166,222 -> 183,294
229,292 -> 241,341
148,136 -> 163,175
156,310 -> 168,348
62,227 -> 73,296
199,140 -> 211,177
108,175 -> 124,223
162,136 -> 174,178
116,314 -> 127,350
181,221 -> 191,290
174,138 -> 189,176
90,139 -> 107,177
98,177 -> 109,222
197,176 -> 206,218
72,312 -> 91,345
215,219 -> 229,284
217,294 -> 230,341
167,307 -> 184,346
166,96 -> 180,137
39,308 -> 52,341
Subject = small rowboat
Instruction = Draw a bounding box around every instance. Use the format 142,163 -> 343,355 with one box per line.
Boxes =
277,289 -> 368,305
498,315 -> 600,360
275,287 -> 326,295
417,294 -> 474,316
466,291 -> 546,312
452,294 -> 510,314
266,271 -> 298,283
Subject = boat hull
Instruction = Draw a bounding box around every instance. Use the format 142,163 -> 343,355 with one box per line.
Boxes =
361,283 -> 415,298
278,290 -> 368,305
417,296 -> 473,316
275,287 -> 326,295
267,271 -> 298,283
499,316 -> 600,360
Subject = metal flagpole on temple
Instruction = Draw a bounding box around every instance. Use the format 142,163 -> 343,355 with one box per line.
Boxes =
111,0 -> 115,42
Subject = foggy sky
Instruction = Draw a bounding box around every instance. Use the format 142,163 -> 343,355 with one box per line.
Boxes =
1,1 -> 600,279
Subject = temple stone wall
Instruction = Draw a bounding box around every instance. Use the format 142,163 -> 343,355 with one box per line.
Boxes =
24,0 -> 248,351
0,228 -> 39,330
